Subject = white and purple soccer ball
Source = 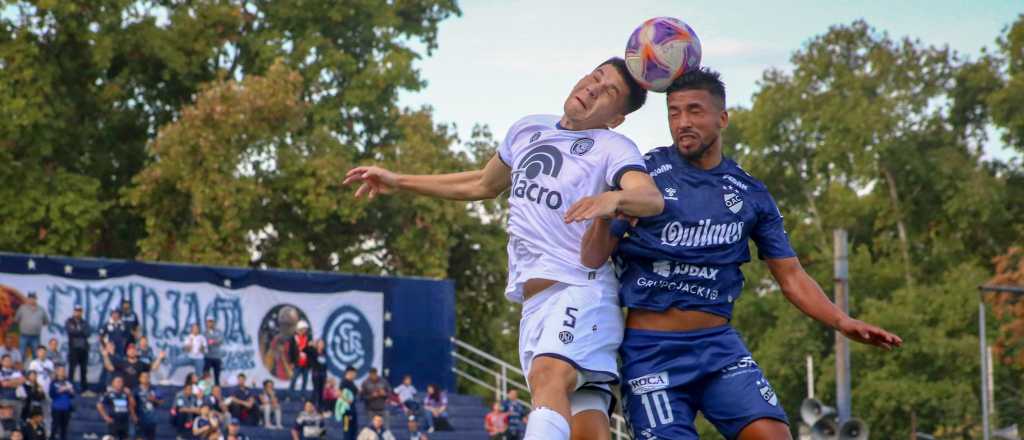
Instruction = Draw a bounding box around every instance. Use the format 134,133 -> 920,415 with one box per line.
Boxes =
624,17 -> 702,92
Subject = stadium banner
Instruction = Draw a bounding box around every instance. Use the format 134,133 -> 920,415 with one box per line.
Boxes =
0,253 -> 455,389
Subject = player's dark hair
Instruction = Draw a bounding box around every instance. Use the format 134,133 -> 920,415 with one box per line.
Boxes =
598,57 -> 647,115
345,366 -> 356,373
667,67 -> 726,109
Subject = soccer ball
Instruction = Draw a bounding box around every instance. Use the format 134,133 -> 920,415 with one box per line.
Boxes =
624,17 -> 702,92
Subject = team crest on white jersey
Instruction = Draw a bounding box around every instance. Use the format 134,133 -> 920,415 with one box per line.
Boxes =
570,138 -> 594,156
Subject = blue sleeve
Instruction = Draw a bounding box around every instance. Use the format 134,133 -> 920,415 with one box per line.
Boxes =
751,192 -> 797,260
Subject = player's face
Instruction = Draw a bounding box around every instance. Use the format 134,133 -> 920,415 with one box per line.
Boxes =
563,64 -> 629,128
667,89 -> 728,159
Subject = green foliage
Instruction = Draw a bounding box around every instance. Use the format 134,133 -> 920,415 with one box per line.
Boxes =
728,19 -> 1024,439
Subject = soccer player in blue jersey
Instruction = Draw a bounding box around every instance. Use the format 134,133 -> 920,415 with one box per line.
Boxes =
581,67 -> 902,440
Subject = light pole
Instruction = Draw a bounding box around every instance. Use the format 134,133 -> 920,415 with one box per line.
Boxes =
977,284 -> 1024,440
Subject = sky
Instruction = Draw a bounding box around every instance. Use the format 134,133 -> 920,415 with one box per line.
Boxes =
399,0 -> 1023,162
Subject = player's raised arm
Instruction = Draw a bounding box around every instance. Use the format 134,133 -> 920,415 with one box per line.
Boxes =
765,257 -> 903,350
563,170 -> 663,223
343,153 -> 512,201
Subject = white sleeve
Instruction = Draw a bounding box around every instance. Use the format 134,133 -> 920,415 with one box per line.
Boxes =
497,117 -> 530,167
604,135 -> 647,188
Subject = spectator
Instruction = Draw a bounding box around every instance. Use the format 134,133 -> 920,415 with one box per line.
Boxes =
192,403 -> 221,439
206,385 -> 230,420
183,323 -> 207,376
7,431 -> 20,440
0,355 -> 23,417
259,379 -> 283,429
226,417 -> 250,440
99,310 -> 130,357
321,377 -> 339,417
118,300 -> 139,342
26,348 -> 52,393
292,400 -> 326,440
308,339 -> 327,408
13,293 -> 48,357
408,416 -> 429,440
171,382 -> 201,438
394,375 -> 419,415
43,340 -> 61,368
501,389 -> 526,440
135,336 -> 164,386
19,409 -> 43,440
17,371 -> 45,423
356,414 -> 395,440
485,401 -> 509,440
63,305 -> 89,393
94,340 -> 116,395
0,335 -> 22,370
226,373 -> 257,425
422,384 -> 450,433
25,347 -> 52,431
183,372 -> 200,398
96,376 -> 133,440
203,318 -> 224,387
338,367 -> 359,440
133,371 -> 161,440
359,368 -> 390,426
103,342 -> 164,392
197,370 -> 215,397
48,365 -> 73,440
0,402 -> 18,439
287,321 -> 312,394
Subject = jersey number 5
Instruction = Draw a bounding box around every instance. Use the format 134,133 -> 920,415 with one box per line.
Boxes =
563,307 -> 579,328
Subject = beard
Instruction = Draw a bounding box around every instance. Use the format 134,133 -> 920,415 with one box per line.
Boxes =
677,132 -> 719,161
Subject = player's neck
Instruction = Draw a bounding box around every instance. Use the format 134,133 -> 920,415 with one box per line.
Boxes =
683,142 -> 723,170
558,115 -> 604,131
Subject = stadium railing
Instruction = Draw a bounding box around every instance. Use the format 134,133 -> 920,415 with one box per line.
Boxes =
452,337 -> 630,439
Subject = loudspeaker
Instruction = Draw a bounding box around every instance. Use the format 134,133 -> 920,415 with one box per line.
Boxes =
811,416 -> 839,440
801,398 -> 836,425
994,424 -> 1019,440
839,418 -> 869,440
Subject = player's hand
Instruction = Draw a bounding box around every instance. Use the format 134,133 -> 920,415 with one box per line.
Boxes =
564,192 -> 622,223
837,317 -> 902,350
343,166 -> 400,199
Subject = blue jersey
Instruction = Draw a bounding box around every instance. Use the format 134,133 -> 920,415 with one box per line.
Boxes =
614,147 -> 795,319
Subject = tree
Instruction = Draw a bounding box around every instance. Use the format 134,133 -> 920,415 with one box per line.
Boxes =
726,19 -> 1024,439
0,0 -> 459,259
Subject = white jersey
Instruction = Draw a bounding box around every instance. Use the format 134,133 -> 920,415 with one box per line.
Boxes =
497,114 -> 646,303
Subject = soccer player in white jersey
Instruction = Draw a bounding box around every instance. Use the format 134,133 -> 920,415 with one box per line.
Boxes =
344,57 -> 665,440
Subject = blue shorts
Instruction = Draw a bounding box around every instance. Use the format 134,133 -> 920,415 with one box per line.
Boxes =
620,325 -> 788,440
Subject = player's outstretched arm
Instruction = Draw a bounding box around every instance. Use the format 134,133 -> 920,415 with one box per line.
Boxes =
564,171 -> 663,223
765,257 -> 903,350
343,154 -> 512,201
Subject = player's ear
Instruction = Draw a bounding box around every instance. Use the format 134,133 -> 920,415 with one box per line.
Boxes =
719,109 -> 729,130
607,113 -> 626,129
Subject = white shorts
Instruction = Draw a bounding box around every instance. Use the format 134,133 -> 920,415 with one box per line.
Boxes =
518,281 -> 624,388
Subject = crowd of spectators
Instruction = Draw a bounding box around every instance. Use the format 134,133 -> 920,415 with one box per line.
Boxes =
0,287 -> 460,440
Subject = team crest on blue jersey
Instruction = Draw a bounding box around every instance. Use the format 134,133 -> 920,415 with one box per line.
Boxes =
570,138 -> 594,156
723,187 -> 744,214
756,378 -> 778,406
